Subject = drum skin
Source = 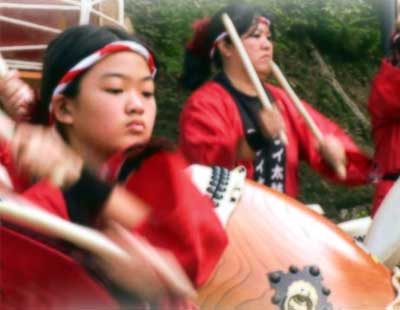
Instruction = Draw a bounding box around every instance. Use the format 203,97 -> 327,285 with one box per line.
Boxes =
195,181 -> 395,309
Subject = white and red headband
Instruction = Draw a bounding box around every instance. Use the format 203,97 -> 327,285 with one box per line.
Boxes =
51,40 -> 156,98
48,40 -> 156,123
209,16 -> 271,59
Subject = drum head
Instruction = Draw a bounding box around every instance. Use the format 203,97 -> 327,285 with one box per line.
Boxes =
0,0 -> 125,72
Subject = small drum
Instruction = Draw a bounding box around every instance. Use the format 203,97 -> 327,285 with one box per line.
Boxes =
0,0 -> 125,77
365,178 -> 400,268
189,165 -> 395,309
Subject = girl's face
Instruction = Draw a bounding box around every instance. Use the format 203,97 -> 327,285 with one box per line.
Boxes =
240,21 -> 274,78
63,51 -> 156,161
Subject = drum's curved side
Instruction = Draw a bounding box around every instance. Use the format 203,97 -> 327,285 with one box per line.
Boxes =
196,181 -> 394,309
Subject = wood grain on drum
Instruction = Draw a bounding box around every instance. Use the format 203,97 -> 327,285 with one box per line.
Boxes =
195,181 -> 395,309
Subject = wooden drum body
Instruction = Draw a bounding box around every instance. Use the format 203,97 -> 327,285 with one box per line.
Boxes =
196,181 -> 395,309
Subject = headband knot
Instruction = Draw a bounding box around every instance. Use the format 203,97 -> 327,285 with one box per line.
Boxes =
186,17 -> 212,58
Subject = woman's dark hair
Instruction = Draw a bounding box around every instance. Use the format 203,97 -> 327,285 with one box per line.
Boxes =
38,25 -> 156,124
391,21 -> 400,65
181,3 -> 272,90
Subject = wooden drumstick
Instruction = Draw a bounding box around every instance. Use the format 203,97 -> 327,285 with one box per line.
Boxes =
397,0 -> 400,21
0,191 -> 131,261
271,62 -> 347,179
221,13 -> 288,145
0,53 -> 7,77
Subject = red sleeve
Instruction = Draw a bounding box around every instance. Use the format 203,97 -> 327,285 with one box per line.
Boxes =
368,59 -> 400,174
0,140 -> 31,192
124,151 -> 227,287
368,59 -> 400,125
179,82 -> 242,169
269,85 -> 372,186
1,226 -> 116,309
22,179 -> 69,220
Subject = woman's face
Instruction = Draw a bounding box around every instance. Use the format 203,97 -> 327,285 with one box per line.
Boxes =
240,21 -> 274,78
63,51 -> 156,160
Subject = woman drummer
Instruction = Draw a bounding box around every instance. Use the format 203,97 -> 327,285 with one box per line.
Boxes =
179,3 -> 372,198
8,24 -> 227,304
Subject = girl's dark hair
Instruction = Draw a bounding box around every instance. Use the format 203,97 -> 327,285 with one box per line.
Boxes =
38,25 -> 156,124
181,3 -> 272,90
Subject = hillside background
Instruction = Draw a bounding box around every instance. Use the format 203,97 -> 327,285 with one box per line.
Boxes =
125,0 -> 385,222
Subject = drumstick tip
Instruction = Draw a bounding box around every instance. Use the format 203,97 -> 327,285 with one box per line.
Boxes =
335,163 -> 347,180
0,54 -> 8,77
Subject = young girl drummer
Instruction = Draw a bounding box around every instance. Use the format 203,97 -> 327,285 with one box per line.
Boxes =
7,24 -> 227,304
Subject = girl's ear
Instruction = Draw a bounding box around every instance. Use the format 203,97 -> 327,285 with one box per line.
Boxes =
217,40 -> 233,58
51,95 -> 75,125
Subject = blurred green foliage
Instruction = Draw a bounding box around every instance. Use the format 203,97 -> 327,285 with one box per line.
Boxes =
126,0 -> 383,220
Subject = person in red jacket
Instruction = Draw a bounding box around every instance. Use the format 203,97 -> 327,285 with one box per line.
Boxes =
179,3 -> 371,197
5,24 -> 227,307
368,23 -> 400,216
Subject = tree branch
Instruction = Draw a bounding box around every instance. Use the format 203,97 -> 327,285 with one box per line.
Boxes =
306,39 -> 370,130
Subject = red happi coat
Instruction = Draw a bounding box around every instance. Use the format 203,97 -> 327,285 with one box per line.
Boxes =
179,81 -> 371,198
368,59 -> 400,215
102,149 -> 227,286
21,150 -> 227,287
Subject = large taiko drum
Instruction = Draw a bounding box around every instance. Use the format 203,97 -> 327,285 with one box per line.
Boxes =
0,0 -> 125,84
194,178 -> 395,309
